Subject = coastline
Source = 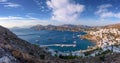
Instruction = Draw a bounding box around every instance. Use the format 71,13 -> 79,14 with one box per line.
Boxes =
11,28 -> 99,57
80,34 -> 100,53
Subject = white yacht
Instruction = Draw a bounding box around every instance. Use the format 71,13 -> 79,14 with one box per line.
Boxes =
63,36 -> 66,42
35,40 -> 39,42
73,34 -> 76,39
73,44 -> 76,47
73,41 -> 77,44
77,35 -> 81,37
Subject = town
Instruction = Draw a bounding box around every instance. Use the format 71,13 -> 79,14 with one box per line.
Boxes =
89,28 -> 120,48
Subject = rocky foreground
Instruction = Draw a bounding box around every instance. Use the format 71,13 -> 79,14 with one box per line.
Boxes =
1,26 -> 120,63
0,26 -> 64,63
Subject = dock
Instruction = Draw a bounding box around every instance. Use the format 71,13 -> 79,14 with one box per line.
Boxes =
40,44 -> 76,47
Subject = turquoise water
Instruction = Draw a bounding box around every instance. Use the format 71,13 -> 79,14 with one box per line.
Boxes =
10,28 -> 95,52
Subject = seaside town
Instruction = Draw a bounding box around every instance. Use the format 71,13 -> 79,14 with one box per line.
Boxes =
81,28 -> 120,56
89,28 -> 120,47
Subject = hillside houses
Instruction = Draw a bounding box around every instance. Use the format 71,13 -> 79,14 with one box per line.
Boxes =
88,28 -> 120,48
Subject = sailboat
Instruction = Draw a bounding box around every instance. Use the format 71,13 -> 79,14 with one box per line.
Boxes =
36,40 -> 39,42
73,41 -> 77,44
63,36 -> 66,42
73,34 -> 76,39
35,39 -> 39,44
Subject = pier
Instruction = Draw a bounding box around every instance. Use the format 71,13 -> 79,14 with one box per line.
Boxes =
40,44 -> 76,47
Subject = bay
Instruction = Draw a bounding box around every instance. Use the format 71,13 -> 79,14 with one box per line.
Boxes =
10,28 -> 95,52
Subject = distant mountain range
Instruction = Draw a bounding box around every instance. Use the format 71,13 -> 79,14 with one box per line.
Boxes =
31,24 -> 92,32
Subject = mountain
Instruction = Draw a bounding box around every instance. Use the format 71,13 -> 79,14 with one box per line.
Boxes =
31,24 -> 92,32
103,23 -> 120,30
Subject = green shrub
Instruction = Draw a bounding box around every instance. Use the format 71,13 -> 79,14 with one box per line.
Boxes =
29,52 -> 34,55
33,43 -> 39,47
54,54 -> 58,57
59,55 -> 77,59
99,55 -> 105,61
84,52 -> 90,56
40,54 -> 45,59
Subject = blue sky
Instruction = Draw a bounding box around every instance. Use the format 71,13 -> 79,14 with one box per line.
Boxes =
0,0 -> 120,28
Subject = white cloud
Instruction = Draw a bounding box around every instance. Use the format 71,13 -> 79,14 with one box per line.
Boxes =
0,16 -> 24,20
0,16 -> 51,28
0,16 -> 41,20
3,2 -> 21,8
0,19 -> 49,28
0,0 -> 7,2
25,13 -> 40,20
95,4 -> 112,14
0,0 -> 21,8
46,0 -> 84,22
95,4 -> 120,18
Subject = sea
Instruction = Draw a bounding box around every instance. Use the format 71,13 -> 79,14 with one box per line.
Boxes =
10,28 -> 95,52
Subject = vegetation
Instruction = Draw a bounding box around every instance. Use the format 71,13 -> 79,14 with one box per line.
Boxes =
40,54 -> 45,59
84,52 -> 91,56
99,55 -> 105,61
29,52 -> 34,56
33,43 -> 39,47
96,50 -> 111,56
54,54 -> 58,57
59,55 -> 77,59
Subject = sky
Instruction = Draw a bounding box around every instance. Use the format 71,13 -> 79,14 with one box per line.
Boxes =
0,0 -> 120,28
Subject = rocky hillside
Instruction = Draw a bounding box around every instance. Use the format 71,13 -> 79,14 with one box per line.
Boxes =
1,26 -> 120,63
0,26 -> 65,63
101,23 -> 120,30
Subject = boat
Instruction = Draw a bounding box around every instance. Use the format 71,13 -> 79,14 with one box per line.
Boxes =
87,46 -> 90,48
36,40 -> 39,42
63,36 -> 66,42
73,34 -> 76,39
35,40 -> 39,44
77,35 -> 81,37
73,44 -> 76,47
73,41 -> 77,44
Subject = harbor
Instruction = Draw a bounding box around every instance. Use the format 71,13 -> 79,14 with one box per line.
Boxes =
40,43 -> 76,47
